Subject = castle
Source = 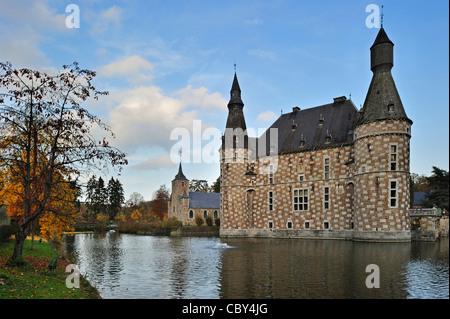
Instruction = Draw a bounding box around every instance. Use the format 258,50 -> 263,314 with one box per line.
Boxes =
219,27 -> 413,242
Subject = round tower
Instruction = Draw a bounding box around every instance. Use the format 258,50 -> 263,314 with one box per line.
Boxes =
220,72 -> 251,233
353,27 -> 412,242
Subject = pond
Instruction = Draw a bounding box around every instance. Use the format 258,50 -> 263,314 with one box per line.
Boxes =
63,233 -> 449,299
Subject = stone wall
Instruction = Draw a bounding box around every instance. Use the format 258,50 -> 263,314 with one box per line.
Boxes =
410,209 -> 449,241
0,205 -> 9,226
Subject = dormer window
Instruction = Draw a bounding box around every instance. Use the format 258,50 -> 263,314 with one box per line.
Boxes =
387,102 -> 394,112
299,134 -> 305,147
325,131 -> 332,144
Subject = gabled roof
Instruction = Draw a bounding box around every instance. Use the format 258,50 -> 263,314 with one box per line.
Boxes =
188,192 -> 220,209
258,98 -> 359,155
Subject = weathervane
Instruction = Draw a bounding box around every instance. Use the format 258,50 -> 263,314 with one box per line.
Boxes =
381,5 -> 384,27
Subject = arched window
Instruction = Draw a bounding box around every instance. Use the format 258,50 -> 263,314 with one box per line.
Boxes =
189,210 -> 194,219
213,210 -> 218,219
203,210 -> 208,219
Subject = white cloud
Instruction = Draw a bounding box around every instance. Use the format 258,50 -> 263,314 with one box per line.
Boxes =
0,0 -> 69,68
106,83 -> 226,154
257,110 -> 278,122
133,153 -> 176,171
90,5 -> 123,35
99,55 -> 154,77
175,85 -> 227,110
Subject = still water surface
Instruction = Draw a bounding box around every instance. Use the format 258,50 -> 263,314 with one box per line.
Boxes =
64,233 -> 449,299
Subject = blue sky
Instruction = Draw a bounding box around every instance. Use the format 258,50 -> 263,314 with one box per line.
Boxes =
0,0 -> 448,201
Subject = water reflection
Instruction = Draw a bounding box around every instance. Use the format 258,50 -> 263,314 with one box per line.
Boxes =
64,234 -> 449,299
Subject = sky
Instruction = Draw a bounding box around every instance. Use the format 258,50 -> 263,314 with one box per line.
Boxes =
0,0 -> 448,201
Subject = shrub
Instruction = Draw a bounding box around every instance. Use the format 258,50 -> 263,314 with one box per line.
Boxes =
0,225 -> 14,242
214,218 -> 220,227
195,215 -> 204,226
205,216 -> 213,226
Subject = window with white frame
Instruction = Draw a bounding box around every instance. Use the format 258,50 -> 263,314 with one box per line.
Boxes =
293,188 -> 308,211
324,187 -> 330,210
389,180 -> 398,207
287,220 -> 293,229
324,158 -> 330,180
304,221 -> 310,229
390,144 -> 397,171
268,191 -> 274,211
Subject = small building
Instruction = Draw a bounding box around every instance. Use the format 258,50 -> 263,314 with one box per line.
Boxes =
168,163 -> 220,225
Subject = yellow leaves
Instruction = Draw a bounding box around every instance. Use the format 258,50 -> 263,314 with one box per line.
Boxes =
131,209 -> 142,222
0,159 -> 78,241
114,211 -> 127,222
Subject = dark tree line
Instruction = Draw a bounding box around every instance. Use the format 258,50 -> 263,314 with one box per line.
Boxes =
86,175 -> 125,220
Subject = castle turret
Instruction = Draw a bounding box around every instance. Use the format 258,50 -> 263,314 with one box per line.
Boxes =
220,72 -> 251,231
358,27 -> 411,126
353,27 -> 412,242
223,73 -> 248,150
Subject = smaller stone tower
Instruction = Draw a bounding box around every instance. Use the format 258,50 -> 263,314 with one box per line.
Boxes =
353,27 -> 412,241
169,163 -> 189,222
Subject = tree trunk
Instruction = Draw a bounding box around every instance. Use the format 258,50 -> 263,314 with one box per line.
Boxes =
10,227 -> 27,265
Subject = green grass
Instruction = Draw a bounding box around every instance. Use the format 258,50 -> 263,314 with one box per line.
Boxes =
0,238 -> 100,299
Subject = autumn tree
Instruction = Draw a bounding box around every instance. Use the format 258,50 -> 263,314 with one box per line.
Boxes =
0,61 -> 127,265
152,185 -> 169,220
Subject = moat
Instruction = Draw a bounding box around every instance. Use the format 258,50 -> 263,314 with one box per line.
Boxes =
63,233 -> 449,299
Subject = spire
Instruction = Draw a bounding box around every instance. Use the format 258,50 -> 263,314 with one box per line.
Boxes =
224,71 -> 248,149
358,27 -> 411,127
229,72 -> 243,106
225,72 -> 246,130
174,162 -> 188,181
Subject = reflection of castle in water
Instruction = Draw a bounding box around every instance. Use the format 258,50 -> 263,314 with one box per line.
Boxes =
219,239 -> 414,298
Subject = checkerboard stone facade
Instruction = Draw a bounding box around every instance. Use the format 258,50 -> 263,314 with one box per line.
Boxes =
219,27 -> 413,242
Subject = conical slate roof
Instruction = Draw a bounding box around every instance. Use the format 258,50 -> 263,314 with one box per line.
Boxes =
370,27 -> 393,49
173,162 -> 188,181
358,27 -> 411,126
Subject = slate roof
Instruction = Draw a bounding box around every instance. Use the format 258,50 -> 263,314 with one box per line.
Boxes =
413,192 -> 427,206
257,97 -> 359,155
188,192 -> 220,209
173,163 -> 188,181
370,27 -> 393,49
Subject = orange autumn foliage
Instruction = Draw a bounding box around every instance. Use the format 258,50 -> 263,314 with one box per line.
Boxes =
0,164 -> 78,241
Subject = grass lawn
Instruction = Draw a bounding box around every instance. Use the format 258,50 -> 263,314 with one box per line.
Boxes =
0,238 -> 100,299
